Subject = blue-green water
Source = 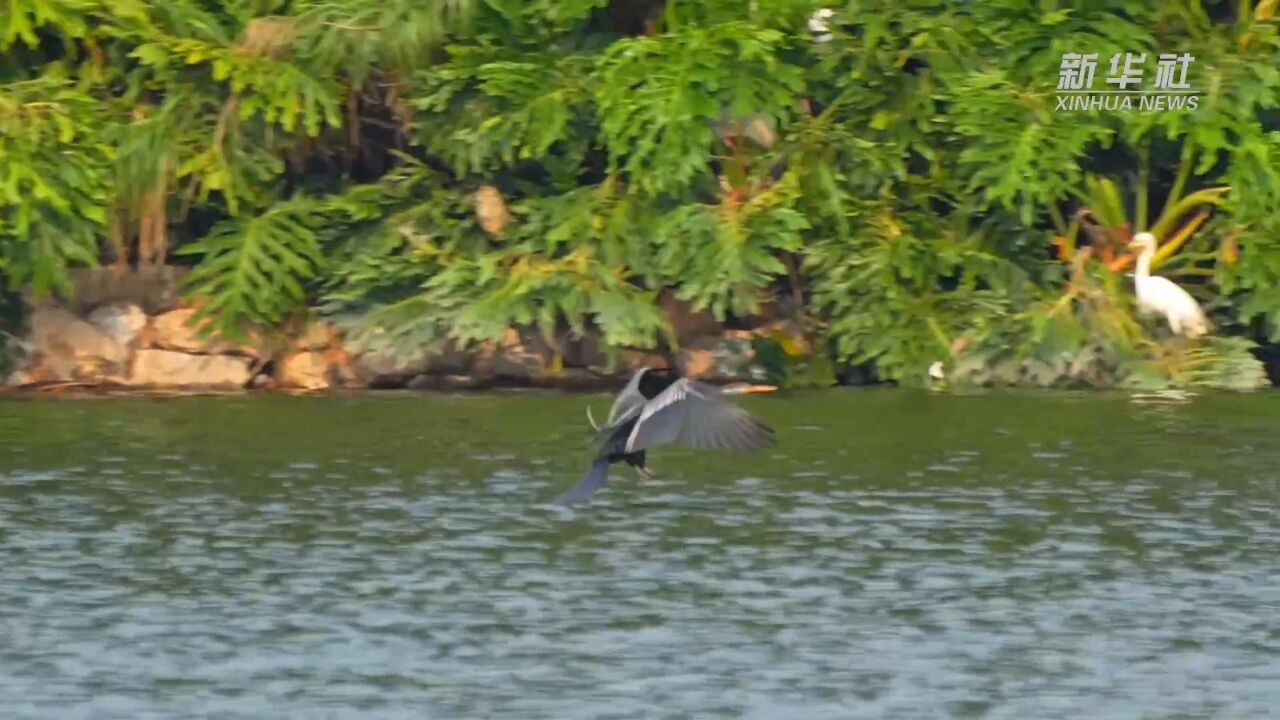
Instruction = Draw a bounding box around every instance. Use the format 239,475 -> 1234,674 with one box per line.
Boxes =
1,390 -> 1278,718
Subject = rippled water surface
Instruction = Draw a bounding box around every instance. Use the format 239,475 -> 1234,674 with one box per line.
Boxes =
1,390 -> 1278,719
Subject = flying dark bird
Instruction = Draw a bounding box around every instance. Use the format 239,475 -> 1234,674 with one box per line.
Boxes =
555,367 -> 777,503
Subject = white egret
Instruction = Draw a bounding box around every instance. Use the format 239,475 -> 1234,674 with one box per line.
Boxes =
928,361 -> 945,381
1127,232 -> 1210,338
808,8 -> 835,42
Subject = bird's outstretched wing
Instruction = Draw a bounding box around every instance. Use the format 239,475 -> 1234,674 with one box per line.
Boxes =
625,378 -> 774,454
555,459 -> 610,504
602,369 -> 648,429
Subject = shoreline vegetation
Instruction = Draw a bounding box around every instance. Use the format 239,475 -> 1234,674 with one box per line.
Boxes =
2,2 -> 1279,393
1,266 -> 840,394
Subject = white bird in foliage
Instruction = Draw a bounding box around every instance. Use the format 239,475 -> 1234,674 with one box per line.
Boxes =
1127,232 -> 1211,338
927,361 -> 945,380
808,8 -> 835,42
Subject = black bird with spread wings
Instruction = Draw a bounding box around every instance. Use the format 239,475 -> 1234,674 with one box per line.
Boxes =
555,367 -> 777,503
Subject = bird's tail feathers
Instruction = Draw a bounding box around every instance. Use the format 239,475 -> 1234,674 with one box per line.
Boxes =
555,459 -> 610,504
1186,308 -> 1213,338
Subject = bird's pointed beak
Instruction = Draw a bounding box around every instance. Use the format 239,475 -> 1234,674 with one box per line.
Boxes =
721,383 -> 779,395
1126,240 -> 1140,250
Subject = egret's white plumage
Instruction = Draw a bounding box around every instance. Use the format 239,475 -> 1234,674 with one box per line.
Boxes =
1128,232 -> 1210,338
808,7 -> 835,42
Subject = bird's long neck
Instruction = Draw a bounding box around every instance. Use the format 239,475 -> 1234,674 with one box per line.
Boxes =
1135,245 -> 1153,278
637,369 -> 678,399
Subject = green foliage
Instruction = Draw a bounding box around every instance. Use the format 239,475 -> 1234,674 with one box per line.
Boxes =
1,0 -> 1278,389
178,197 -> 325,336
413,45 -> 596,175
750,334 -> 838,389
322,165 -> 670,354
1,0 -> 94,51
1121,336 -> 1271,391
0,79 -> 109,295
652,174 -> 808,317
1217,137 -> 1280,341
296,0 -> 476,80
131,36 -> 343,137
596,22 -> 803,195
807,199 -> 1031,383
950,72 -> 1117,226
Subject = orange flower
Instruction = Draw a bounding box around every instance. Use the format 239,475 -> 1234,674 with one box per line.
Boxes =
1223,238 -> 1239,265
1049,236 -> 1071,261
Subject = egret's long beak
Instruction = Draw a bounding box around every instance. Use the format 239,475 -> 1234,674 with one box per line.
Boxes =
1126,240 -> 1140,250
721,383 -> 779,395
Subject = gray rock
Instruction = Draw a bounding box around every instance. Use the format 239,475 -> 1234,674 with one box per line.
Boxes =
492,328 -> 546,380
58,266 -> 188,314
405,374 -> 434,390
279,351 -> 331,390
348,337 -> 473,385
296,321 -> 339,351
676,334 -> 754,381
31,307 -> 126,363
28,307 -> 127,381
401,374 -> 489,391
5,370 -> 34,387
87,303 -> 147,347
352,350 -> 433,384
492,346 -> 549,380
128,350 -> 252,388
151,308 -> 259,357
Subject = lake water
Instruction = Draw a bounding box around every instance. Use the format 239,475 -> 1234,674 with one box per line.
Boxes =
1,390 -> 1278,719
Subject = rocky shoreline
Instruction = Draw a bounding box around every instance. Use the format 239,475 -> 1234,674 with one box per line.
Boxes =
1,267 -> 816,394
16,268 -> 1272,396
